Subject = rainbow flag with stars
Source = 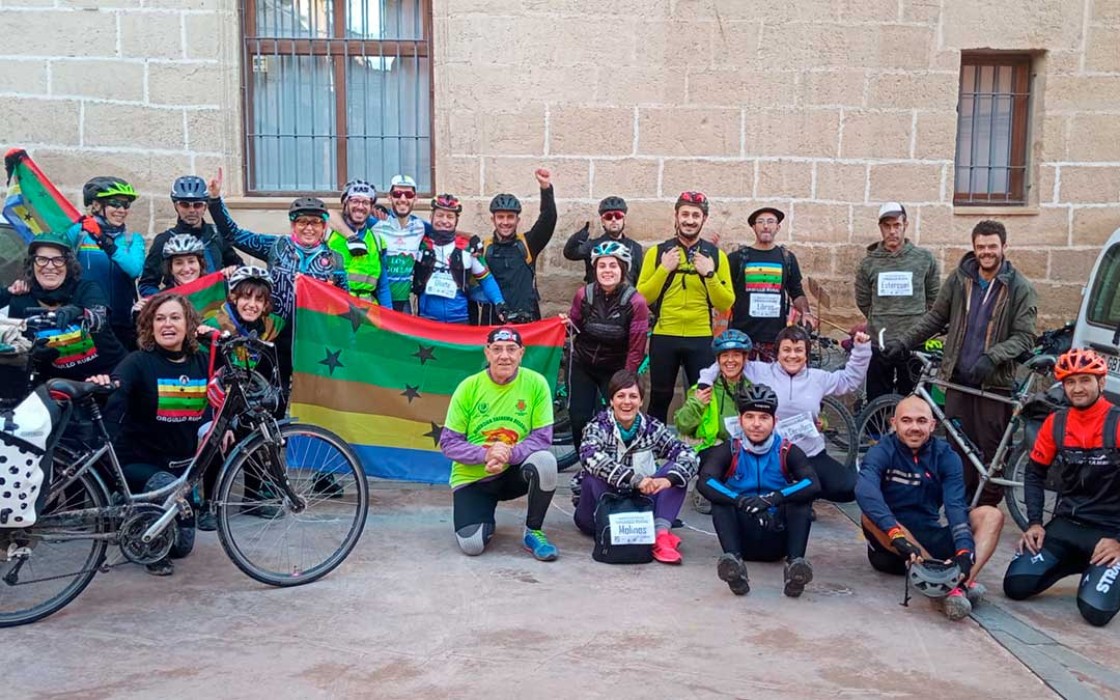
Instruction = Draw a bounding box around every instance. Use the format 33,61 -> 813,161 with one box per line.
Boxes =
3,148 -> 81,242
290,276 -> 565,483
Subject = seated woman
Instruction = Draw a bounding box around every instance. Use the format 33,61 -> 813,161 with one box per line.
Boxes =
675,330 -> 754,452
576,369 -> 698,564
696,384 -> 820,598
0,232 -> 126,381
89,292 -> 212,576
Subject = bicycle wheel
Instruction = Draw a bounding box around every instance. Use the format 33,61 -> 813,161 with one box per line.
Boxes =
856,394 -> 903,466
819,396 -> 857,468
216,423 -> 368,587
0,469 -> 109,627
1004,447 -> 1058,531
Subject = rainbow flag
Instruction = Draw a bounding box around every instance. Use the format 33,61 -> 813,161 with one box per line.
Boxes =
174,271 -> 228,320
3,148 -> 81,242
290,276 -> 565,483
156,377 -> 208,421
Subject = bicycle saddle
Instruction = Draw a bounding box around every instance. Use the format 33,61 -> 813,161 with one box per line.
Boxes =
46,378 -> 113,402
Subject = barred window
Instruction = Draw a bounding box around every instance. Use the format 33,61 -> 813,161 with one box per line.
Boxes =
954,54 -> 1033,206
240,0 -> 432,195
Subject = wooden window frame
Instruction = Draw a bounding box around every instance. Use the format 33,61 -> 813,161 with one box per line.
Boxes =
238,0 -> 435,197
954,53 -> 1033,207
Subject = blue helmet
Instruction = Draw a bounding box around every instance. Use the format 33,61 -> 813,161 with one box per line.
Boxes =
712,329 -> 752,355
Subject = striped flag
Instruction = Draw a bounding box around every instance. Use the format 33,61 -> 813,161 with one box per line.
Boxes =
174,271 -> 228,320
3,148 -> 81,242
290,276 -> 565,483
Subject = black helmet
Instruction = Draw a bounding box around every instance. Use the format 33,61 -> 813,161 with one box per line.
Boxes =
736,384 -> 778,416
598,196 -> 628,215
170,175 -> 208,202
489,193 -> 522,214
83,176 -> 137,207
288,196 -> 328,221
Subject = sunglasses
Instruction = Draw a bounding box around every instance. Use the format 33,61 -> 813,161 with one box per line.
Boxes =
177,201 -> 207,210
102,199 -> 132,210
33,255 -> 67,268
679,191 -> 708,203
390,189 -> 416,199
601,211 -> 625,221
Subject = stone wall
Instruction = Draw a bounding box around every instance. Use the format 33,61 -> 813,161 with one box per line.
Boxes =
1,0 -> 1118,330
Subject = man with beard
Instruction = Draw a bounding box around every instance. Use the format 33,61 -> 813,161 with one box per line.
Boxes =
326,179 -> 389,305
728,206 -> 814,361
373,174 -> 432,313
855,202 -> 940,400
885,220 -> 1038,506
138,176 -> 242,297
473,168 -> 557,325
412,193 -> 507,324
636,191 -> 735,423
562,195 -> 643,285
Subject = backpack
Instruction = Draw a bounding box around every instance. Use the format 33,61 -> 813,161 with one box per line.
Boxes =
484,233 -> 534,265
647,238 -> 722,325
583,282 -> 637,309
1051,406 -> 1120,451
592,491 -> 656,564
725,438 -> 793,482
732,244 -> 793,290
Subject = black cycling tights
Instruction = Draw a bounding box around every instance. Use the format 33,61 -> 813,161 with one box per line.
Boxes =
710,501 -> 812,561
1003,517 -> 1120,627
568,362 -> 617,453
647,334 -> 713,423
808,452 -> 856,503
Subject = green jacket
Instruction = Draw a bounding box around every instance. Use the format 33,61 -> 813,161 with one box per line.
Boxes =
854,240 -> 940,342
898,253 -> 1037,389
326,227 -> 383,298
674,374 -> 751,450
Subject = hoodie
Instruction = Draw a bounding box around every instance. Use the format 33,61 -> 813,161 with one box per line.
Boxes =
854,239 -> 939,342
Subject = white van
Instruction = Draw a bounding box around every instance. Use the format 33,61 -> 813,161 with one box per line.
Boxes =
1073,227 -> 1120,403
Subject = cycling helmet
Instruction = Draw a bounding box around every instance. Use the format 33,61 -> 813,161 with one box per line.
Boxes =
675,190 -> 709,215
908,560 -> 964,599
162,233 -> 206,259
432,193 -> 463,214
736,383 -> 778,416
170,175 -> 208,202
83,176 -> 138,206
489,193 -> 522,214
712,329 -> 753,356
341,179 -> 377,203
598,196 -> 628,215
590,240 -> 632,269
390,174 -> 418,190
1054,348 -> 1108,381
228,265 -> 273,291
288,196 -> 329,221
28,231 -> 73,256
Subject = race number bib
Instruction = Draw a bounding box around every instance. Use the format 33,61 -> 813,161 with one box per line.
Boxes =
724,415 -> 743,440
776,412 -> 820,443
608,510 -> 656,545
877,271 -> 914,297
425,270 -> 458,299
749,293 -> 781,318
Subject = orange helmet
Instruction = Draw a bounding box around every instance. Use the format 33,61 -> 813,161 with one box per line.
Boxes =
1054,348 -> 1108,381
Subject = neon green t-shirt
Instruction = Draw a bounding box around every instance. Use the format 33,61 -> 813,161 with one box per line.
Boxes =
444,367 -> 553,489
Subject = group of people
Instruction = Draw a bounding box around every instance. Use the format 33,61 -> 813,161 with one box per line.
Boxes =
1,169 -> 1117,628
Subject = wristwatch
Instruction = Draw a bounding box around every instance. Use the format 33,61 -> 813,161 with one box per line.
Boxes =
704,270 -> 715,279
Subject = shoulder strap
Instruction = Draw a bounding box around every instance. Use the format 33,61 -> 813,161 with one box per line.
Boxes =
724,439 -> 741,480
517,234 -> 533,265
778,245 -> 792,269
583,282 -> 595,307
619,284 -> 637,307
779,439 -> 792,482
1104,407 -> 1120,451
1052,409 -> 1069,449
648,240 -> 681,318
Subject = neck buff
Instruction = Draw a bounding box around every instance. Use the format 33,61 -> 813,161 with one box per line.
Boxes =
743,432 -> 774,456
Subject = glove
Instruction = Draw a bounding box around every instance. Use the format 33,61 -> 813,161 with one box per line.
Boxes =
736,491 -> 784,514
882,339 -> 908,361
890,534 -> 923,560
96,233 -> 118,257
80,215 -> 102,238
29,338 -> 59,365
576,221 -> 590,239
53,305 -> 85,329
495,303 -> 509,323
953,550 -> 974,581
968,355 -> 997,385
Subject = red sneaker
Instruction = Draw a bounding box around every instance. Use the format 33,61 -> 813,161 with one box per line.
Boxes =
652,531 -> 682,565
667,532 -> 682,549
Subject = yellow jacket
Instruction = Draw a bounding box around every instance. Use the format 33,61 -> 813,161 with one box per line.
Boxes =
637,238 -> 735,337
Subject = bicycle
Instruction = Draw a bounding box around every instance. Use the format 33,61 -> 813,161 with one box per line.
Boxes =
0,328 -> 369,627
854,348 -> 1056,531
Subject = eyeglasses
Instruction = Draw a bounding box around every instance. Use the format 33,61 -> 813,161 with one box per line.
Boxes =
679,191 -> 708,203
176,201 -> 207,210
293,217 -> 326,229
601,211 -> 625,221
33,255 -> 67,268
390,189 -> 416,200
754,218 -> 779,226
102,199 -> 132,210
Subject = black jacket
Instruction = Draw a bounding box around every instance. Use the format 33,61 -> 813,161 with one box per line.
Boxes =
138,221 -> 241,296
563,225 -> 643,285
478,186 -> 557,320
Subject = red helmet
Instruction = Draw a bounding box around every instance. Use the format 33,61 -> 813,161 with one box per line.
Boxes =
1054,348 -> 1108,381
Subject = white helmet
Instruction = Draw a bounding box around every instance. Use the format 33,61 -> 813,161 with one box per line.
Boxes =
590,240 -> 633,269
389,174 -> 417,190
228,265 -> 272,292
162,233 -> 205,259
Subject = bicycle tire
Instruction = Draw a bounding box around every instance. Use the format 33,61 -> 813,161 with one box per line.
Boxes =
0,469 -> 109,628
856,393 -> 904,466
819,396 -> 857,468
1004,446 -> 1057,532
216,423 -> 369,587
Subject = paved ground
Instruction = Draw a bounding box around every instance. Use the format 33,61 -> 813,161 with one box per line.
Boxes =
6,485 -> 1118,699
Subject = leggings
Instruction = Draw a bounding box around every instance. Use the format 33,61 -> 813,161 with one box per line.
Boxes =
710,501 -> 813,561
1003,517 -> 1120,627
568,361 -> 619,453
573,469 -> 687,536
647,334 -> 713,423
452,451 -> 557,555
808,451 -> 856,503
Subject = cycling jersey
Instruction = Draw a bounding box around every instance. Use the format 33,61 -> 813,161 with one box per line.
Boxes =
372,214 -> 431,306
695,434 -> 819,505
413,233 -> 503,323
63,219 -> 144,332
636,238 -> 734,338
325,226 -> 387,303
478,186 -> 557,321
441,368 -> 553,490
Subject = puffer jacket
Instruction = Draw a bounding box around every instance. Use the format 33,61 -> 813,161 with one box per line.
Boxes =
578,410 -> 698,489
854,240 -> 939,342
898,253 -> 1037,389
674,373 -> 752,449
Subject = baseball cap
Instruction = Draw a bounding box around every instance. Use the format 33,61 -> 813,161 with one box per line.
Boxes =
878,202 -> 907,221
487,327 -> 523,346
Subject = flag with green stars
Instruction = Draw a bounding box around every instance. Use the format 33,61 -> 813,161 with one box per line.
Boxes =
290,276 -> 565,483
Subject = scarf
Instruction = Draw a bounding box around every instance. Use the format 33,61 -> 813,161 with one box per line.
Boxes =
743,432 -> 774,456
31,276 -> 77,306
429,229 -> 457,246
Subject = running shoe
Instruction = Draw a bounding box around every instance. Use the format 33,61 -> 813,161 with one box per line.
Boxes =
717,553 -> 750,596
523,529 -> 559,561
783,557 -> 814,598
965,581 -> 987,606
146,559 -> 174,576
943,587 -> 973,621
652,531 -> 682,565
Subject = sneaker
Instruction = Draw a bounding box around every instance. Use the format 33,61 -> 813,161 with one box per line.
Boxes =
666,531 -> 682,549
965,581 -> 987,606
523,529 -> 559,561
652,531 -> 682,565
311,473 -> 345,499
145,558 -> 174,576
783,557 -> 814,598
943,587 -> 973,621
693,490 -> 712,515
717,553 -> 750,596
196,510 -> 217,532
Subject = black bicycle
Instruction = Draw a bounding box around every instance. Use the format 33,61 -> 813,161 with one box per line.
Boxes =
0,327 -> 368,627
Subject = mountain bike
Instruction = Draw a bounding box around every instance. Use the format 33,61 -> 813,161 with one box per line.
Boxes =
0,329 -> 369,627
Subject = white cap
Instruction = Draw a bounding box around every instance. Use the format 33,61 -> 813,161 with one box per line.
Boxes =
390,174 -> 417,190
877,201 -> 906,220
